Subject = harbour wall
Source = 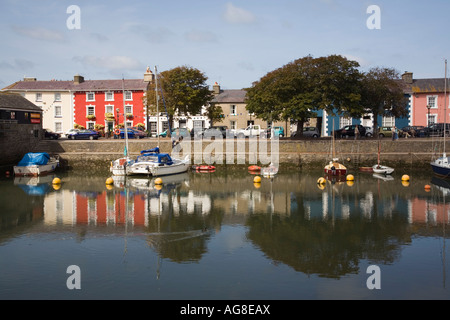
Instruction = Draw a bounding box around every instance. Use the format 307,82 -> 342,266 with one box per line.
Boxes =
24,137 -> 446,173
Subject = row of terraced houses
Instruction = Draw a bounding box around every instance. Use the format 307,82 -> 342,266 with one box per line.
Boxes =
2,68 -> 450,137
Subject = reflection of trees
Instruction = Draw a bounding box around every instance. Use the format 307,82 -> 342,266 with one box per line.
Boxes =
146,193 -> 225,263
246,207 -> 411,279
146,214 -> 210,263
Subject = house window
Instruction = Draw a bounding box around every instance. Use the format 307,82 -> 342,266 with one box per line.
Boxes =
54,106 -> 62,118
427,96 -> 438,108
125,105 -> 133,114
55,122 -> 62,133
87,121 -> 95,130
428,114 -> 437,125
382,116 -> 395,127
86,92 -> 95,101
230,105 -> 236,115
339,117 -> 352,128
105,92 -> 114,101
125,91 -> 132,100
105,105 -> 114,114
230,121 -> 236,130
87,106 -> 95,116
36,93 -> 42,102
54,93 -> 61,101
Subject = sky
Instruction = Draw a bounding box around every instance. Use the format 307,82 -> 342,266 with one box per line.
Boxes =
1,0 -> 449,90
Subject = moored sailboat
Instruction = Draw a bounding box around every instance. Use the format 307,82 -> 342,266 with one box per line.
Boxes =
372,139 -> 394,175
324,121 -> 347,176
431,59 -> 450,178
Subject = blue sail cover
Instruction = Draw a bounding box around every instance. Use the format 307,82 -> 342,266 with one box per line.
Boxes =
17,152 -> 50,166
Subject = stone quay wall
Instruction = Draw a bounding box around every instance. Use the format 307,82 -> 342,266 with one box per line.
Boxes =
26,137 -> 445,173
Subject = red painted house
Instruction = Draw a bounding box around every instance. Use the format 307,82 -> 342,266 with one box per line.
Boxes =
72,74 -> 152,134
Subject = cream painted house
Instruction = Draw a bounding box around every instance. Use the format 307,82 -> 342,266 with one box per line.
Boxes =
3,77 -> 74,135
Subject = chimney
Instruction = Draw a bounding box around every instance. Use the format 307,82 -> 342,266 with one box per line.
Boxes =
144,66 -> 155,83
23,77 -> 36,81
74,74 -> 84,84
402,72 -> 413,84
213,82 -> 220,95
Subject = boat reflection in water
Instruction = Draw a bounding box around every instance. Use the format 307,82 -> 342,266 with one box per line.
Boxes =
2,170 -> 450,298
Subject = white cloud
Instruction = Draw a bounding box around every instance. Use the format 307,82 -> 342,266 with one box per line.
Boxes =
11,26 -> 64,42
73,55 -> 142,71
223,3 -> 256,24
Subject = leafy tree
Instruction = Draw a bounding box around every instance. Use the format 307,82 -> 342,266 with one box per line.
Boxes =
310,55 -> 363,117
144,66 -> 213,136
245,55 -> 364,136
245,56 -> 317,133
205,104 -> 224,127
360,67 -> 409,136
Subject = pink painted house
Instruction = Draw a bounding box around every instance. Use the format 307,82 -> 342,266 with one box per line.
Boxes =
402,72 -> 450,127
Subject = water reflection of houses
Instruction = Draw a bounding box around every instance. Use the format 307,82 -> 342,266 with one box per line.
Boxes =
40,174 -> 450,228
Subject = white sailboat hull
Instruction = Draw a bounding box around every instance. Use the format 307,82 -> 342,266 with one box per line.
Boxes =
372,165 -> 394,175
111,155 -> 190,177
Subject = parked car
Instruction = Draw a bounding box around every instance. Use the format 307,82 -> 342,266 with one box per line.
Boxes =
130,128 -> 147,139
65,128 -> 80,138
203,126 -> 228,138
67,129 -> 99,140
400,126 -> 425,138
119,128 -> 135,139
333,124 -> 366,138
43,129 -> 61,140
377,126 -> 393,138
236,125 -> 265,138
415,126 -> 430,137
426,123 -> 450,137
291,127 -> 320,138
171,128 -> 190,139
158,129 -> 168,137
364,127 -> 373,137
264,126 -> 285,138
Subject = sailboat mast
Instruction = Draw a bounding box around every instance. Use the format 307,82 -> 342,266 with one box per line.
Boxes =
155,66 -> 160,148
445,59 -> 447,156
122,77 -> 129,157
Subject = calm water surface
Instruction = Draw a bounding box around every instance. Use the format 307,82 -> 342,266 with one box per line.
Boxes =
0,167 -> 449,300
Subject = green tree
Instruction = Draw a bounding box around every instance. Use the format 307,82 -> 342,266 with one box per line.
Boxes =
360,67 -> 409,136
310,55 -> 363,117
205,103 -> 224,127
245,55 -> 364,136
144,66 -> 213,136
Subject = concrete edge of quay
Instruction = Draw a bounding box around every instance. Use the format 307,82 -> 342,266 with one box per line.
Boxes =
1,137 -> 436,175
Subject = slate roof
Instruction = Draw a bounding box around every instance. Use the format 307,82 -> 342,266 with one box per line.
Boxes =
211,89 -> 247,103
3,78 -> 149,92
0,93 -> 42,112
409,78 -> 450,93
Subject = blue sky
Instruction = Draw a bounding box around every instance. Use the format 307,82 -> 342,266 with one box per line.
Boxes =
1,0 -> 449,90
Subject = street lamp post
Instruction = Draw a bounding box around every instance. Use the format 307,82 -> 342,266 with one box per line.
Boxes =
427,104 -> 431,127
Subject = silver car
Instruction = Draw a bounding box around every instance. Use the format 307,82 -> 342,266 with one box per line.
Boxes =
292,127 -> 320,138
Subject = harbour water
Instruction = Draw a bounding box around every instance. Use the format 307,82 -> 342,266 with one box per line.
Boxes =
0,168 -> 449,300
